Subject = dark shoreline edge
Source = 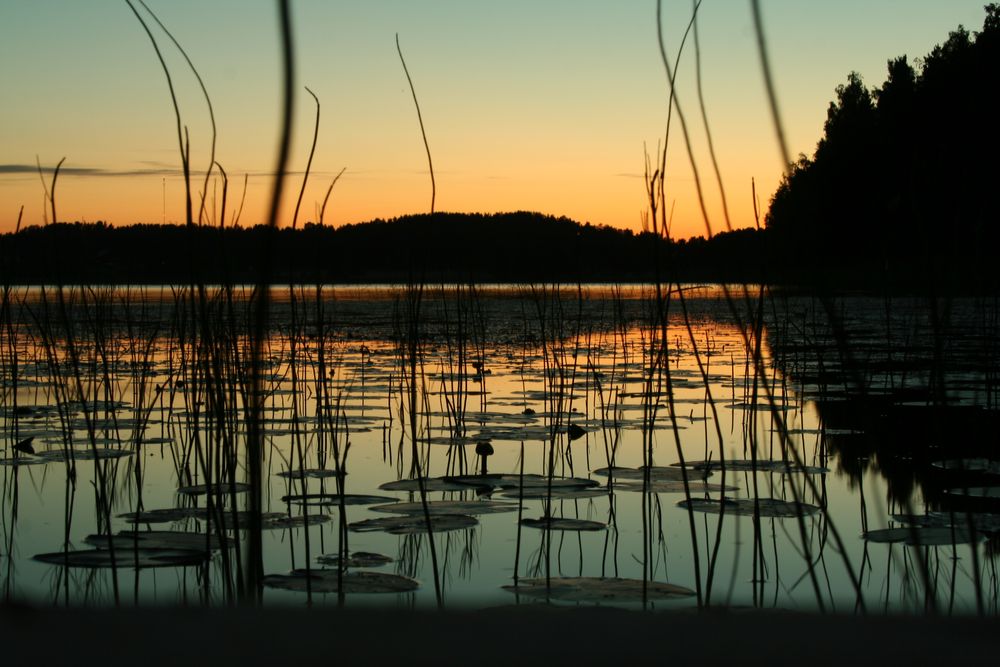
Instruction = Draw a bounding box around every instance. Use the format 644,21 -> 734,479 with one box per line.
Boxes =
3,214 -> 995,295
1,604 -> 996,664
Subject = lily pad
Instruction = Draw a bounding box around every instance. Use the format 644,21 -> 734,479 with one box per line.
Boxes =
176,483 -> 251,496
379,477 -> 488,493
678,459 -> 828,475
263,569 -> 418,594
614,420 -> 689,432
889,513 -> 940,527
368,500 -> 518,515
316,551 -> 394,568
726,402 -> 789,412
593,466 -> 710,482
863,527 -> 987,546
276,468 -> 343,480
119,508 -> 203,523
503,576 -> 695,602
520,517 -> 606,531
500,487 -> 608,500
13,436 -> 35,454
211,511 -> 285,529
135,436 -> 175,446
448,473 -> 597,491
349,514 -> 478,534
33,548 -> 209,568
84,530 -> 224,551
677,497 -> 821,518
0,457 -> 50,466
280,493 -> 397,506
862,527 -> 922,544
472,426 -> 553,442
119,508 -> 284,529
467,412 -> 539,425
37,448 -> 133,462
892,512 -> 1000,532
422,436 -> 493,447
263,514 -> 331,530
612,480 -> 738,494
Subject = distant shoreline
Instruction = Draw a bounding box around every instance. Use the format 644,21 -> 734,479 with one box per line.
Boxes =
1,213 -> 995,294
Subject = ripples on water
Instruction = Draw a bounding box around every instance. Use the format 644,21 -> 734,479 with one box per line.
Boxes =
1,285 -> 998,613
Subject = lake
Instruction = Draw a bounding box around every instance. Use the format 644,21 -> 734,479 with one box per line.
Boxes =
2,284 -> 997,613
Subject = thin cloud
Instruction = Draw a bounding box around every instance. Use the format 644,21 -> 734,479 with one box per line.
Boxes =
0,163 -> 183,177
0,164 -> 352,179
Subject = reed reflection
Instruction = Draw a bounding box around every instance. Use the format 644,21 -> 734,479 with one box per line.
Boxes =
0,285 -> 995,613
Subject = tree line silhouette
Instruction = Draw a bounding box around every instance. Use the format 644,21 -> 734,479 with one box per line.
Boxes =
765,4 -> 1000,291
0,213 -> 767,285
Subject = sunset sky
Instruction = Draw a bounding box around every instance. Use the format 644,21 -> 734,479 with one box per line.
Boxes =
0,1 -> 990,238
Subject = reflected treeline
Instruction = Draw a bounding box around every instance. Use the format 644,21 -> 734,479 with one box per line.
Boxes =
766,293 -> 1000,510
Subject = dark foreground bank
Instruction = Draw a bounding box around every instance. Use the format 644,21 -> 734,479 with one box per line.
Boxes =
2,605 -> 997,665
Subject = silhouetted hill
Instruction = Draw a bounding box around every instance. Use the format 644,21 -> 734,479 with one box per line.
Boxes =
0,213 -> 769,285
765,5 -> 1000,293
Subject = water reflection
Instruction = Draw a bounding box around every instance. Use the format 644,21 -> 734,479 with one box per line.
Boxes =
0,285 -> 996,613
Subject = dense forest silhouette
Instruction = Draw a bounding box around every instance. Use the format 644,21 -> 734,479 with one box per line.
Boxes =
0,213 -> 766,285
766,4 -> 1000,291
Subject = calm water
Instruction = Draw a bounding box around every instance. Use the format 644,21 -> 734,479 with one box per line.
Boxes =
1,284 -> 998,613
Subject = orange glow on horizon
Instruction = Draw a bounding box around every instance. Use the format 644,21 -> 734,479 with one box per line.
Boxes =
2,2 -> 988,241
1,153 -> 778,241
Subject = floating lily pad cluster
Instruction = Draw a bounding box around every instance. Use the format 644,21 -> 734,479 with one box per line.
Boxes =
368,499 -> 518,515
275,468 -> 343,480
520,516 -> 606,531
316,551 -> 393,568
500,486 -> 607,500
369,472 -> 609,534
591,465 -> 738,494
677,497 -> 821,518
281,493 -> 396,506
7,286 -> 960,611
862,526 -> 985,546
263,569 -> 419,594
378,473 -> 598,495
676,459 -> 829,475
892,511 -> 1000,532
1,447 -> 134,465
176,482 -> 251,496
349,513 -> 479,534
863,511 -> 1000,545
120,508 -> 286,529
33,530 -> 220,568
503,577 -> 695,602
